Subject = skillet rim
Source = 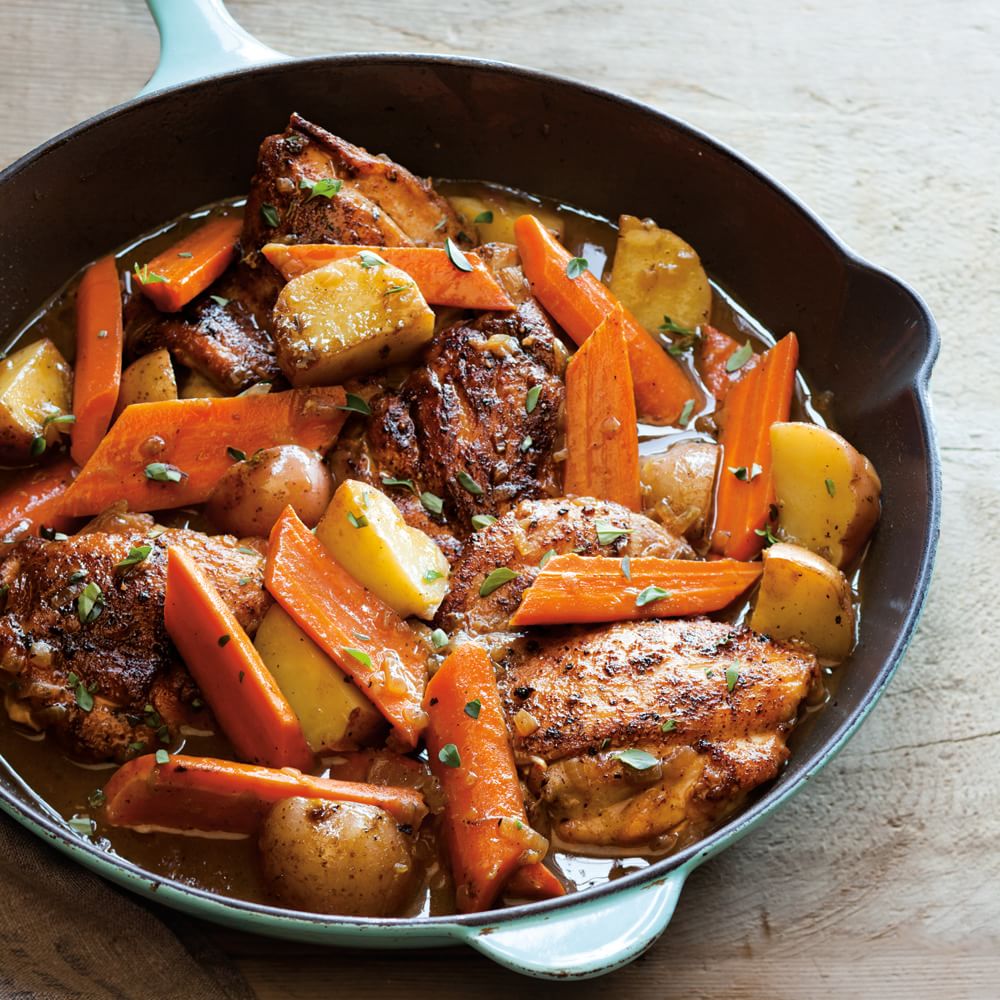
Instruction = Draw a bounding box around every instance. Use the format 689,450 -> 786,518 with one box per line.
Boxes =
0,51 -> 942,930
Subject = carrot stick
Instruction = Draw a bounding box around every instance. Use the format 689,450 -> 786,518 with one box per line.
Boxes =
134,217 -> 242,312
505,862 -> 566,901
164,546 -> 313,771
262,243 -> 515,311
0,456 -> 77,544
265,506 -> 428,749
102,753 -> 427,834
696,325 -> 761,404
563,308 -> 641,511
423,644 -> 561,913
509,553 -> 763,626
71,256 -> 124,465
513,213 -> 696,424
59,387 -> 347,516
710,333 -> 799,560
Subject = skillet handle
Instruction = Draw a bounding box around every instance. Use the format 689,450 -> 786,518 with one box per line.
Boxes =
139,0 -> 288,96
460,866 -> 689,980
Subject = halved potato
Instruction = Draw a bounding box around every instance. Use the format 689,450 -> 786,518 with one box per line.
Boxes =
448,195 -> 564,245
750,542 -> 855,661
273,256 -> 435,387
253,603 -> 385,752
316,479 -> 449,621
0,338 -> 72,464
609,215 -> 712,333
641,441 -> 719,541
771,422 -> 881,568
114,348 -> 177,417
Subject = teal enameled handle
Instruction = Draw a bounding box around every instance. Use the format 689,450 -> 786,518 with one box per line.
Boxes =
461,866 -> 690,979
139,0 -> 287,96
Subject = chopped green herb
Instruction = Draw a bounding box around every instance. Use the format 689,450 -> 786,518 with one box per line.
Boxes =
177,251 -> 193,259
525,385 -> 542,414
420,491 -> 444,516
725,342 -> 753,373
155,749 -> 170,765
750,463 -> 763,480
430,628 -> 449,649
96,329 -> 108,339
347,511 -> 368,529
381,474 -> 416,493
539,549 -> 556,569
115,544 -> 152,570
661,719 -> 677,733
725,664 -> 740,692
729,465 -> 749,481
679,399 -> 695,424
658,315 -> 695,337
343,647 -> 372,669
87,788 -> 106,809
128,740 -> 146,754
67,569 -> 88,584
438,743 -> 461,768
227,446 -> 246,462
337,392 -> 372,416
77,582 -> 104,624
68,816 -> 95,835
620,556 -> 631,580
456,471 -> 483,496
471,514 -> 497,531
237,576 -> 251,586
43,413 -> 75,428
433,218 -> 448,232
754,523 -> 779,546
825,478 -> 836,497
596,520 -> 633,546
480,567 -> 517,597
384,283 -> 410,296
566,257 -> 588,280
520,435 -> 533,452
133,263 -> 168,285
144,462 -> 185,483
218,634 -> 231,647
210,295 -> 230,308
445,237 -> 473,272
67,671 -> 95,712
611,748 -> 659,771
358,250 -> 388,269
423,569 -> 444,582
260,203 -> 280,227
464,698 -> 482,719
30,435 -> 46,457
300,177 -> 343,200
473,210 -> 494,224
635,585 -> 671,608
237,546 -> 256,555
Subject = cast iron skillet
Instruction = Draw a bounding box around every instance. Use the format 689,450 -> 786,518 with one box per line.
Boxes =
0,0 -> 941,979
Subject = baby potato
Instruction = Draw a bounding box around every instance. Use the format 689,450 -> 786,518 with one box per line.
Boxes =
771,422 -> 881,568
750,542 -> 855,661
206,445 -> 332,537
316,479 -> 449,620
609,215 -> 712,333
641,441 -> 719,541
114,348 -> 177,417
258,797 -> 418,917
273,256 -> 435,387
0,338 -> 72,464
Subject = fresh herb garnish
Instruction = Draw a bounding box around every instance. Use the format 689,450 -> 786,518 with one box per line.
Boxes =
128,740 -> 146,754
144,462 -> 185,483
430,628 -> 449,649
423,569 -> 444,582
473,210 -> 494,224
77,582 -> 104,624
384,283 -> 411,296
539,549 -> 556,569
381,474 -> 416,493
471,514 -> 497,531
30,435 -> 46,457
210,295 -> 231,308
260,203 -> 280,227
725,342 -> 753,372
635,585 -> 671,608
67,569 -> 88,584
421,491 -> 444,515
480,567 -> 517,597
456,471 -> 483,496
227,446 -> 246,462
87,788 -> 106,809
729,465 -> 749,481
679,399 -> 695,424
754,524 -> 780,546
358,250 -> 388,269
133,263 -> 168,285
610,748 -> 659,771
438,743 -> 461,768
659,315 -> 695,336
177,251 -> 193,259
464,698 -> 482,719
525,385 -> 542,414
43,413 -> 75,428
445,237 -> 473,272
343,647 -> 372,669
750,463 -> 763,480
155,749 -> 170,765
520,435 -> 533,452
661,719 -> 677,733
115,544 -> 152,570
347,511 -> 368,529
218,634 -> 231,647
68,816 -> 95,835
66,671 -> 95,712
566,257 -> 588,279
620,556 -> 631,580
825,478 -> 836,497
725,663 -> 740,692
237,546 -> 256,555
337,392 -> 372,416
300,177 -> 343,200
596,520 -> 633,546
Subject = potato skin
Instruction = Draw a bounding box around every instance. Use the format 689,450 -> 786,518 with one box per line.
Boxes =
258,798 -> 418,916
0,338 -> 72,465
114,348 -> 177,418
206,445 -> 332,537
641,441 -> 719,542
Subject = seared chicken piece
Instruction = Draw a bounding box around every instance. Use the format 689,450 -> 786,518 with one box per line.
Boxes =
437,496 -> 693,635
241,113 -> 466,256
0,509 -> 270,762
359,301 -> 568,555
498,618 -> 817,850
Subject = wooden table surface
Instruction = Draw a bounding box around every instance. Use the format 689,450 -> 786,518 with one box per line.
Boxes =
1,1 -> 997,996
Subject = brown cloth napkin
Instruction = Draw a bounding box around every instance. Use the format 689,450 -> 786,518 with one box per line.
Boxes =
0,813 -> 255,1000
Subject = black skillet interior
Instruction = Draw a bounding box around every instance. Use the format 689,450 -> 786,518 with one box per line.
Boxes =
0,55 -> 940,906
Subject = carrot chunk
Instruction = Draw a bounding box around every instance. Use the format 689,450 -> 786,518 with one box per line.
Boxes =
265,506 -> 428,748
262,243 -> 515,311
696,325 -> 762,404
423,644 -> 563,913
102,753 -> 427,834
135,217 -> 242,313
563,307 -> 641,511
710,333 -> 799,560
71,256 -> 124,465
164,546 -> 313,771
59,388 -> 347,516
509,554 -> 763,626
513,213 -> 697,423
0,456 -> 77,543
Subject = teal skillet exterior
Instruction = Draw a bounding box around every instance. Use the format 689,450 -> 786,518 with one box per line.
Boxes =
0,0 -> 941,979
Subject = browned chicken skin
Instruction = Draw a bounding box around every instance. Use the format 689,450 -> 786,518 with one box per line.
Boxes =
497,619 -> 818,850
0,509 -> 270,762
